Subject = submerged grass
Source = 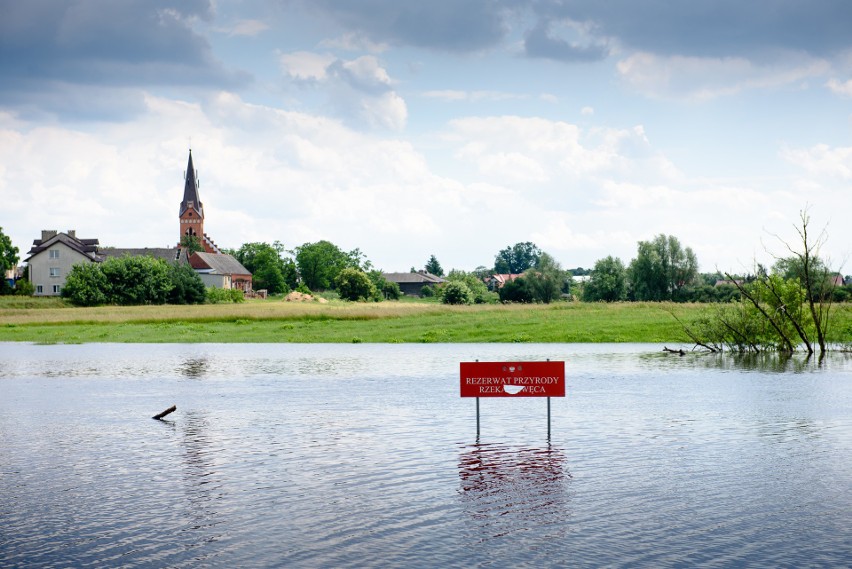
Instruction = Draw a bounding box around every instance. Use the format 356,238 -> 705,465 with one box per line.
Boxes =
1,297 -> 850,345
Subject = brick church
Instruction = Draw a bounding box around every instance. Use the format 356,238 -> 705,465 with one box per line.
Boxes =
179,149 -> 221,254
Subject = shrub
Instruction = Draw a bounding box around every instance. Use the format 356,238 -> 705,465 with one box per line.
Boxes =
442,281 -> 473,305
14,279 -> 34,296
335,268 -> 378,301
167,262 -> 206,304
420,284 -> 435,297
205,287 -> 245,304
62,263 -> 109,306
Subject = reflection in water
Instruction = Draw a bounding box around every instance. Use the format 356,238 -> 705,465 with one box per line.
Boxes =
458,443 -> 572,541
178,357 -> 209,379
179,411 -> 225,550
641,349 -> 852,373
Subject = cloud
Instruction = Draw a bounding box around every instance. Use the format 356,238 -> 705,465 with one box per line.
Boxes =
826,77 -> 852,96
0,0 -> 247,118
295,0 -> 513,52
280,52 -> 407,130
226,19 -> 270,37
616,51 -> 829,100
523,19 -> 612,63
781,143 -> 852,179
422,90 -> 525,102
526,1 -> 852,60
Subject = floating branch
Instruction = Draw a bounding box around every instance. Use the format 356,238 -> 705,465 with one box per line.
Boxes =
663,346 -> 685,356
152,405 -> 177,420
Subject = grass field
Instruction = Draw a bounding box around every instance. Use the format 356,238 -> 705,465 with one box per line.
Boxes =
2,296 -> 851,345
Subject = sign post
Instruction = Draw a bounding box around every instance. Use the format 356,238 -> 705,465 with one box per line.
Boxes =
460,360 -> 566,438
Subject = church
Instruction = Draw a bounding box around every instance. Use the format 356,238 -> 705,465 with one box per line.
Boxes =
26,150 -> 252,296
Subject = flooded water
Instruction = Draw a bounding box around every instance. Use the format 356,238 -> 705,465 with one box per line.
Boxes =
1,343 -> 851,568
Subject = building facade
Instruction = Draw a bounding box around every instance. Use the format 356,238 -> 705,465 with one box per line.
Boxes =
25,230 -> 100,296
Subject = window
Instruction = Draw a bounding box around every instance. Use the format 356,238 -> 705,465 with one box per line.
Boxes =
53,285 -> 61,294
36,285 -> 43,294
49,249 -> 60,259
49,267 -> 60,277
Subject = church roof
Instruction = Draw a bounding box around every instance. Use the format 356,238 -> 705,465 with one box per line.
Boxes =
190,252 -> 252,276
179,150 -> 203,218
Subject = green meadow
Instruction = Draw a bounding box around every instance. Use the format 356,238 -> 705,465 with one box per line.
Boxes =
2,297 -> 851,345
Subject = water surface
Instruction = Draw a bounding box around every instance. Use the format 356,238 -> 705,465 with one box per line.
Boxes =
1,343 -> 850,567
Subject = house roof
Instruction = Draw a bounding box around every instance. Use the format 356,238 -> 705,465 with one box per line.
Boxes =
190,252 -> 251,276
26,231 -> 99,262
179,150 -> 203,218
382,271 -> 446,284
99,248 -> 188,264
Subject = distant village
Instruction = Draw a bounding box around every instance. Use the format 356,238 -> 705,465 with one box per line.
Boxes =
9,151 -> 451,300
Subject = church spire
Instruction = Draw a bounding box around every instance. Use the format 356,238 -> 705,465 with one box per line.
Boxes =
179,149 -> 203,218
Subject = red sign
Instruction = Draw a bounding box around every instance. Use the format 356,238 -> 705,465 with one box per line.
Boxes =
460,361 -> 565,398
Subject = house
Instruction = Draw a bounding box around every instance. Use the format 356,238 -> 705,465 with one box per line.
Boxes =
382,271 -> 446,296
25,230 -> 100,296
487,273 -> 522,291
190,252 -> 253,292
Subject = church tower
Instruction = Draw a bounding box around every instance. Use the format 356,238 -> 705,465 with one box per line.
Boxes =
179,150 -> 220,253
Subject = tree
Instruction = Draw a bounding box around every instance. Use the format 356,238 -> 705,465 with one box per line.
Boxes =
494,242 -> 541,274
524,252 -> 564,303
231,242 -> 283,294
0,227 -> 19,295
425,255 -> 444,277
295,240 -> 362,291
678,210 -> 836,355
180,234 -> 204,255
442,281 -> 473,305
499,276 -> 534,303
583,256 -> 627,302
628,234 -> 698,301
445,269 -> 495,304
62,263 -> 109,306
335,268 -> 378,301
100,256 -> 172,305
167,262 -> 206,304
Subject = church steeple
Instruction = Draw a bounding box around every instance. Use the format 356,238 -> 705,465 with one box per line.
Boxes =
178,149 -> 208,247
179,149 -> 203,218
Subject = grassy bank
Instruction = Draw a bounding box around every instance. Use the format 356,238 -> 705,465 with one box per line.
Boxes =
2,297 -> 850,344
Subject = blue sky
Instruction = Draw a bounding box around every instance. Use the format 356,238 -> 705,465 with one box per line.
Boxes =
2,0 -> 851,274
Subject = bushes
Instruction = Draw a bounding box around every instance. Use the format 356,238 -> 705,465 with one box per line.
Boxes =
335,268 -> 378,302
442,281 -> 473,305
62,256 -> 208,306
205,287 -> 245,304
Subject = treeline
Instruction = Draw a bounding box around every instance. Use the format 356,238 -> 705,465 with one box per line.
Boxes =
60,255 -> 243,306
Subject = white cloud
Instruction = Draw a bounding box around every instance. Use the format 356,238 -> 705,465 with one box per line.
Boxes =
320,32 -> 389,53
826,78 -> 852,97
279,52 -> 407,131
227,19 -> 269,37
617,52 -> 829,101
781,143 -> 852,179
279,51 -> 336,81
422,90 -> 526,102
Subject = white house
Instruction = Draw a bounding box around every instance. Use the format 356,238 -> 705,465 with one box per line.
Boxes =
25,230 -> 100,296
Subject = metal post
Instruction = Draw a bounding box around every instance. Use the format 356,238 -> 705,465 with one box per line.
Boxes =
476,397 -> 480,439
547,397 -> 551,440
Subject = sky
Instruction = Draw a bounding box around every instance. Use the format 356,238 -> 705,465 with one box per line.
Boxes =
2,0 -> 852,275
